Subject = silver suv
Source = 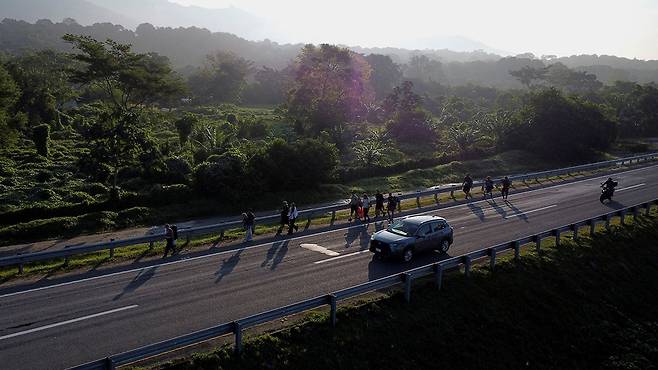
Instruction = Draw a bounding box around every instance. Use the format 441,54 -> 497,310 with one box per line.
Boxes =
369,215 -> 454,262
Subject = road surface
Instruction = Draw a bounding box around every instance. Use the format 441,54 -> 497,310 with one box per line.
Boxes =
1,164 -> 657,370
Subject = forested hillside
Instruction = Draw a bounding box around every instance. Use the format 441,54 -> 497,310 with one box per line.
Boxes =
1,19 -> 657,88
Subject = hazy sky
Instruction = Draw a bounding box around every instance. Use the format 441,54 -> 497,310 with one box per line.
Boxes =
170,0 -> 658,60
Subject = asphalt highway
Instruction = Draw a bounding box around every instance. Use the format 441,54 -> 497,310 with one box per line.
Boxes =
1,164 -> 657,370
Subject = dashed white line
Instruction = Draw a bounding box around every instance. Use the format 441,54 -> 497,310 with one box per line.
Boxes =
503,204 -> 558,219
617,183 -> 645,192
0,305 -> 138,341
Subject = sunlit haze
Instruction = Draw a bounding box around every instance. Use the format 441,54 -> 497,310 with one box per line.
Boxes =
170,0 -> 658,59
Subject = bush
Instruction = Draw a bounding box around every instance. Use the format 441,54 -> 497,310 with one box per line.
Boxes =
77,211 -> 117,231
64,191 -> 95,204
34,188 -> 57,200
164,157 -> 192,184
0,216 -> 79,243
193,151 -> 247,197
117,207 -> 152,228
75,182 -> 109,197
147,184 -> 193,205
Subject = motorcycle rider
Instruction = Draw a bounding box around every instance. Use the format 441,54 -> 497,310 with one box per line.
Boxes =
600,177 -> 618,203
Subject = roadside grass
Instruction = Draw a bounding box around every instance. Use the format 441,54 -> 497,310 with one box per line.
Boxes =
148,213 -> 658,370
0,158 -> 652,282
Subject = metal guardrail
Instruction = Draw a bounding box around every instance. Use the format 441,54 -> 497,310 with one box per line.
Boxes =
1,152 -> 657,272
70,198 -> 658,370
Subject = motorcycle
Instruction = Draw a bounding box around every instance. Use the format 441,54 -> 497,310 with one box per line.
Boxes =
600,181 -> 617,203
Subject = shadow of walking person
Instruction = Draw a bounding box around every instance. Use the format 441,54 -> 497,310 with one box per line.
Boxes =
489,199 -> 507,218
505,201 -> 529,222
270,240 -> 289,270
113,266 -> 158,301
467,202 -> 485,222
262,240 -> 287,268
344,225 -> 369,249
215,249 -> 243,283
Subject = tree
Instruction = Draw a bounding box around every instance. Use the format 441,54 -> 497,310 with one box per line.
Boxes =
6,50 -> 76,127
78,106 -> 153,197
544,63 -> 603,93
353,129 -> 388,166
515,88 -> 616,160
509,66 -> 547,88
384,81 -> 437,145
445,121 -> 481,154
188,51 -> 253,104
404,55 -> 446,84
287,44 -> 373,135
243,66 -> 291,105
0,63 -> 20,146
365,54 -> 402,100
63,34 -> 185,111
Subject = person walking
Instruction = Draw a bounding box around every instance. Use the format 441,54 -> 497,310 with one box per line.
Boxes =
483,176 -> 494,200
348,192 -> 360,222
288,202 -> 299,235
387,192 -> 397,222
375,190 -> 385,219
501,176 -> 511,201
277,201 -> 289,235
362,193 -> 371,223
163,224 -> 176,258
243,210 -> 255,242
462,174 -> 474,199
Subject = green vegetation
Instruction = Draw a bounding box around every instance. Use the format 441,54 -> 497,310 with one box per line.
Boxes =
155,213 -> 658,370
0,28 -> 657,247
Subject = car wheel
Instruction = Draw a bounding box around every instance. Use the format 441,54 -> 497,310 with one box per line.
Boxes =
439,239 -> 450,253
402,247 -> 413,262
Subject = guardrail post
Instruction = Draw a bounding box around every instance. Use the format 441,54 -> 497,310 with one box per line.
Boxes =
513,241 -> 520,260
434,264 -> 443,290
590,219 -> 596,235
534,235 -> 541,254
403,273 -> 412,303
18,258 -> 24,275
463,256 -> 472,278
416,195 -> 421,208
632,207 -> 639,221
328,294 -> 337,327
571,224 -> 579,241
233,321 -> 243,354
148,241 -> 154,250
186,234 -> 191,244
450,190 -> 454,199
605,215 -> 611,230
103,357 -> 116,370
220,230 -> 225,239
554,229 -> 561,247
434,193 -> 440,205
331,210 -> 336,223
489,248 -> 496,272
620,211 -> 627,226
646,203 -> 652,216
109,239 -> 115,259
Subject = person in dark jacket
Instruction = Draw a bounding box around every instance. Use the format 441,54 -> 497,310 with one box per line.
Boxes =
501,176 -> 511,201
243,211 -> 255,242
277,201 -> 289,235
163,224 -> 176,258
462,174 -> 474,199
483,176 -> 494,200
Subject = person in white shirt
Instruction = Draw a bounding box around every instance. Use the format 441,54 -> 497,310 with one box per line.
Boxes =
287,202 -> 299,235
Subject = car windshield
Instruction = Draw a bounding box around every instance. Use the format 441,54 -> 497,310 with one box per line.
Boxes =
387,220 -> 418,236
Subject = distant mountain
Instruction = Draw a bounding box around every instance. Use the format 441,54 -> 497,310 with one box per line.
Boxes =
402,35 -> 511,56
85,0 -> 268,40
0,0 -> 137,27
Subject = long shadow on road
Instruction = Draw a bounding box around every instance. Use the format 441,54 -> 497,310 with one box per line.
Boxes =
113,266 -> 158,300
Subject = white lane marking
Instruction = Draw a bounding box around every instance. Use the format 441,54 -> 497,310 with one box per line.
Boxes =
2,164 -> 657,299
300,244 -> 340,256
617,183 -> 645,192
0,305 -> 138,341
503,205 -> 558,219
314,250 -> 370,265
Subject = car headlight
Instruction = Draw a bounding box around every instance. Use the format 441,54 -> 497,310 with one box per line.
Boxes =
371,235 -> 376,241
